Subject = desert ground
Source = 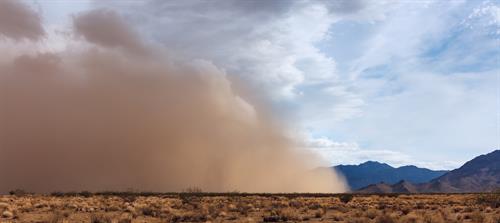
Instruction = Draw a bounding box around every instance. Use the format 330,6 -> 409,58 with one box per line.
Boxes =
0,192 -> 498,223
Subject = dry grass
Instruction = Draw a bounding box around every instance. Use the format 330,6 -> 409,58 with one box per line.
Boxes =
0,193 -> 498,222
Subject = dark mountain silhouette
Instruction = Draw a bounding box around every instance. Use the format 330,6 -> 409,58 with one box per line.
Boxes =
419,150 -> 500,192
333,161 -> 448,190
356,182 -> 393,194
392,180 -> 419,193
353,150 -> 500,193
357,180 -> 419,194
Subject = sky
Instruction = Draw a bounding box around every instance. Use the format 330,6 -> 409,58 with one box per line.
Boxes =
29,0 -> 499,170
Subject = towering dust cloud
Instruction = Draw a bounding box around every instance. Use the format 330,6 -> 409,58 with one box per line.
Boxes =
0,1 -> 347,193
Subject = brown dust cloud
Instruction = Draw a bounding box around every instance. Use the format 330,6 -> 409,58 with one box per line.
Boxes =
0,0 -> 347,193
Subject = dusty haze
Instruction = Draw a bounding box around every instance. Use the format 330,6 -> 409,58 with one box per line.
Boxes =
0,1 -> 347,193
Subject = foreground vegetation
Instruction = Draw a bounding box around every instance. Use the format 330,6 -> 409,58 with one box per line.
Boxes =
0,192 -> 498,222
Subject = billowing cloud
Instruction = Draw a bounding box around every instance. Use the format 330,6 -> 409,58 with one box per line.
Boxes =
24,0 -> 498,171
0,0 -> 45,40
73,9 -> 148,55
99,0 -> 340,99
93,0 -> 499,170
0,5 -> 348,193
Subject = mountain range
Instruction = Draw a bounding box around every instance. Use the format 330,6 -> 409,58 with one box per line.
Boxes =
352,150 -> 500,193
333,161 -> 448,190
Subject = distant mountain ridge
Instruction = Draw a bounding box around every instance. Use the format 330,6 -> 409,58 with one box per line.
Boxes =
355,150 -> 500,193
420,150 -> 500,193
333,161 -> 448,190
357,180 -> 419,194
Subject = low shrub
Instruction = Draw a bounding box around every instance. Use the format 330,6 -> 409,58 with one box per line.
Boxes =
9,189 -> 27,196
375,214 -> 396,223
90,214 -> 112,223
339,194 -> 354,203
476,190 -> 500,208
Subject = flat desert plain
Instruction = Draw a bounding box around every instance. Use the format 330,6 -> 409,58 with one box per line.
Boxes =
0,193 -> 498,223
